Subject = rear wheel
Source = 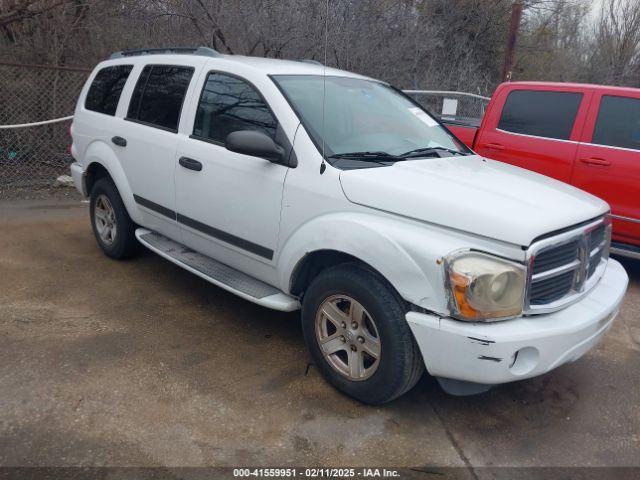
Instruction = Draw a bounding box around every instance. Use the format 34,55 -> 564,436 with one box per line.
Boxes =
302,263 -> 424,404
90,177 -> 139,259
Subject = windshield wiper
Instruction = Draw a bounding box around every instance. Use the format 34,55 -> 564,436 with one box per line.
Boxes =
398,147 -> 467,159
328,151 -> 398,160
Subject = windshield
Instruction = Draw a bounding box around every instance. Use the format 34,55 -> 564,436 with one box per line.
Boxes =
272,75 -> 469,163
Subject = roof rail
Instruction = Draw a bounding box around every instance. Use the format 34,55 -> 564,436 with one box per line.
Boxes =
297,59 -> 323,66
110,47 -> 220,59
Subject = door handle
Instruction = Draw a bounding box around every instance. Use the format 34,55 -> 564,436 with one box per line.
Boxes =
111,136 -> 127,147
179,156 -> 203,172
485,142 -> 505,151
579,157 -> 611,166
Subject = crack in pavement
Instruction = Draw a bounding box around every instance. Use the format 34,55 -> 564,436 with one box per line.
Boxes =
428,398 -> 480,480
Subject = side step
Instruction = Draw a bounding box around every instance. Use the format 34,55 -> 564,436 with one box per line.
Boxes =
135,229 -> 300,312
611,242 -> 640,261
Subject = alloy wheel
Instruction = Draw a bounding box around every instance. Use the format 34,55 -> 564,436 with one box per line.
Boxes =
315,294 -> 381,381
94,194 -> 117,245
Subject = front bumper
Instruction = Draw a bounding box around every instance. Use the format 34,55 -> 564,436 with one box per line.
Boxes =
406,258 -> 628,385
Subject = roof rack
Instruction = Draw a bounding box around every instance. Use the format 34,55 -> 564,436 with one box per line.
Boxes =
297,59 -> 323,66
110,47 -> 220,59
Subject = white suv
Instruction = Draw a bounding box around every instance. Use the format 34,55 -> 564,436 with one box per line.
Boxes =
70,47 -> 629,403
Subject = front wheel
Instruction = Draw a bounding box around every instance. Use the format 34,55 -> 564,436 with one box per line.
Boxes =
301,263 -> 424,404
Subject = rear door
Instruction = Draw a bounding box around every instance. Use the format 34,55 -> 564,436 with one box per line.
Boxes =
573,92 -> 640,247
117,64 -> 196,239
474,86 -> 591,183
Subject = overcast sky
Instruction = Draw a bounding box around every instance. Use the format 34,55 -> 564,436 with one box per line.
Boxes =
587,0 -> 605,19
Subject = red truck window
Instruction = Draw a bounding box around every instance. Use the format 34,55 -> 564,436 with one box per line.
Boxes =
497,90 -> 583,141
592,95 -> 640,151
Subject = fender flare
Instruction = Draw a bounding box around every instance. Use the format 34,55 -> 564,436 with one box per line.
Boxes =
84,141 -> 142,224
276,212 -> 442,311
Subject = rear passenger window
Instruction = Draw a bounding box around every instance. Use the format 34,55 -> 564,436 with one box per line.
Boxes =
126,65 -> 193,131
498,90 -> 583,140
592,95 -> 640,151
192,72 -> 277,144
85,65 -> 133,116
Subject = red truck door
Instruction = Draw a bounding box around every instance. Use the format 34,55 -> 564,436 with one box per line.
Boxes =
573,92 -> 640,248
474,85 -> 591,183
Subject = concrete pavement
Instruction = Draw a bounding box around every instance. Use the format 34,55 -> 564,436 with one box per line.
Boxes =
1,198 -> 638,475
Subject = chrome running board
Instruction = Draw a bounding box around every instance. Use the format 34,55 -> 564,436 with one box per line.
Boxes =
135,228 -> 300,312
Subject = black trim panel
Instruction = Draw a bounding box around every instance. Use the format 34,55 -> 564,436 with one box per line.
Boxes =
133,194 -> 176,219
528,213 -> 607,246
124,117 -> 178,133
189,133 -> 224,147
133,194 -> 274,260
177,213 -> 274,260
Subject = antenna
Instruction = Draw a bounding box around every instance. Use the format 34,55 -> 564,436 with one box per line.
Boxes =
320,0 -> 329,175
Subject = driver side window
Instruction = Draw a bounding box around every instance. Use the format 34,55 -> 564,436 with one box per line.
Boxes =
192,72 -> 277,144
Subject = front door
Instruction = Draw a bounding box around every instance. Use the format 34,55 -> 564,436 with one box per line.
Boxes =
474,87 -> 590,183
174,71 -> 288,274
573,92 -> 640,247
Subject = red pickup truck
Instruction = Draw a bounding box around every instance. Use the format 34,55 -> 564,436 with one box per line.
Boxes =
445,81 -> 640,259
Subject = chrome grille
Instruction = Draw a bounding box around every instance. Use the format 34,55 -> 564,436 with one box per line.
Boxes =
530,269 -> 575,305
588,224 -> 605,251
587,224 -> 606,278
532,240 -> 579,275
525,217 -> 611,314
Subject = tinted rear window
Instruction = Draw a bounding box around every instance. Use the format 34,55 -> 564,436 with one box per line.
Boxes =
498,90 -> 583,140
85,65 -> 133,115
127,65 -> 193,131
592,95 -> 640,151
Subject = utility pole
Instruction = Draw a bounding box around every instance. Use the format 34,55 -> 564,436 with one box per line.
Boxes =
501,1 -> 524,82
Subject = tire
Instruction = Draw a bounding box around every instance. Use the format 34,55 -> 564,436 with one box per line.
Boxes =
301,263 -> 424,404
89,177 -> 140,259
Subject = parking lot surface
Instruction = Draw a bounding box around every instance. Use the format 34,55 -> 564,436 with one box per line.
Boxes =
1,199 -> 639,475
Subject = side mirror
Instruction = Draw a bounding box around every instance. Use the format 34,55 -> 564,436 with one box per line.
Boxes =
225,130 -> 285,164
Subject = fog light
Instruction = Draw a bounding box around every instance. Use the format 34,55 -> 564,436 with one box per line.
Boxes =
509,346 -> 539,376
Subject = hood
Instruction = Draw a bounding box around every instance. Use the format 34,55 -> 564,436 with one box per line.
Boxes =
339,155 -> 609,247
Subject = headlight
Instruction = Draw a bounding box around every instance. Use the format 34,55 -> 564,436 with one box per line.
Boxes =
444,251 -> 526,321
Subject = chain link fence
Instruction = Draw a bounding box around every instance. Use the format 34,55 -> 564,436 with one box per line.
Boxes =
406,90 -> 490,127
0,62 -> 89,199
0,62 -> 491,199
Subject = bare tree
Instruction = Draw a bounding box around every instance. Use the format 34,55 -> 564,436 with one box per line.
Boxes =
514,0 -> 591,82
588,0 -> 640,86
1,0 -> 639,96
